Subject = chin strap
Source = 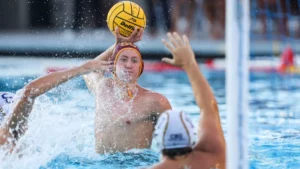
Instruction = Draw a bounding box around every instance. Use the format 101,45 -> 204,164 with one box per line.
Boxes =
127,84 -> 133,99
114,74 -> 134,99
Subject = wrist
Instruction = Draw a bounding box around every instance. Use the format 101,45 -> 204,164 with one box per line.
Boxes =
182,59 -> 197,70
104,44 -> 116,60
108,43 -> 116,53
78,66 -> 90,75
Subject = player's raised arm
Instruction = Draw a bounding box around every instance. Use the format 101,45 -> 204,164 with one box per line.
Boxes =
0,59 -> 113,145
161,32 -> 225,154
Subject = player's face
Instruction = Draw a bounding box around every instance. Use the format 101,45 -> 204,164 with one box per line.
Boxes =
115,50 -> 141,82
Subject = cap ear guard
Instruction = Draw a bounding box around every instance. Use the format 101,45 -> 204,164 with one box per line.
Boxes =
153,111 -> 169,150
181,111 -> 197,148
139,60 -> 144,76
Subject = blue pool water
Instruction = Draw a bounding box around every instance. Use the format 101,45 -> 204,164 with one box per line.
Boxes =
1,62 -> 300,169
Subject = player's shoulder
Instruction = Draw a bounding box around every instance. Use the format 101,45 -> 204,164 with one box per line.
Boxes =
140,88 -> 171,111
142,88 -> 168,101
96,78 -> 114,88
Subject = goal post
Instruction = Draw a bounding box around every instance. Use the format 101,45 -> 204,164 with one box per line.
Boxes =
226,0 -> 250,168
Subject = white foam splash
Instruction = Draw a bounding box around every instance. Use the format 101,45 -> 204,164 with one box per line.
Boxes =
0,84 -> 98,169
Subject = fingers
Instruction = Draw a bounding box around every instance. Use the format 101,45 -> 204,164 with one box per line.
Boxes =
129,27 -> 139,40
173,32 -> 183,46
101,61 -> 114,65
162,38 -> 174,52
98,62 -> 114,73
183,34 -> 190,45
161,57 -> 174,65
167,32 -> 179,48
137,28 -> 144,41
116,26 -> 144,44
165,32 -> 187,48
115,27 -> 120,37
115,27 -> 123,43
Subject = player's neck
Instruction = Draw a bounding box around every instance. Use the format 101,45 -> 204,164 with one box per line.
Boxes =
163,154 -> 190,165
115,78 -> 137,89
114,78 -> 138,100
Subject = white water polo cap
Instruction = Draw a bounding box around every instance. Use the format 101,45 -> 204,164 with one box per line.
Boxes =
154,110 -> 197,151
0,92 -> 15,122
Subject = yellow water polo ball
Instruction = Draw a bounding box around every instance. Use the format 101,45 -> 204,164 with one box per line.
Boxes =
107,1 -> 146,37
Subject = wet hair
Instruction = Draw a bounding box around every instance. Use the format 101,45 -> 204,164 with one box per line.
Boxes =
162,147 -> 193,160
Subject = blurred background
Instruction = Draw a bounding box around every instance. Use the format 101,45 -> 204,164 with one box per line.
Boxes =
0,0 -> 299,58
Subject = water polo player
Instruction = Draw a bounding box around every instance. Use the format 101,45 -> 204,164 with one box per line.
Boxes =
82,27 -> 172,154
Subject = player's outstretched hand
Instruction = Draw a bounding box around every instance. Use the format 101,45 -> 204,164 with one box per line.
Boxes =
161,32 -> 196,69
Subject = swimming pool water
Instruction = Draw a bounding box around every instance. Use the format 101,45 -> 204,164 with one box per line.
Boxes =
1,64 -> 300,169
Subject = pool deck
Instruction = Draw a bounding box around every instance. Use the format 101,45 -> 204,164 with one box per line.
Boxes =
0,30 -> 299,59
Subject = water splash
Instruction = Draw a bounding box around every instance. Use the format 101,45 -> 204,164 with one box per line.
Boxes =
0,81 -> 96,169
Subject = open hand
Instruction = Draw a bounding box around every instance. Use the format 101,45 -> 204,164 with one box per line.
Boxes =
115,26 -> 144,44
82,60 -> 114,74
161,32 -> 196,69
